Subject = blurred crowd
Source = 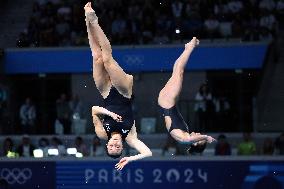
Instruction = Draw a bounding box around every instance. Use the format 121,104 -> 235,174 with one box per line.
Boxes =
16,0 -> 284,47
1,132 -> 283,158
162,132 -> 284,156
0,83 -> 230,135
0,82 -> 240,135
0,93 -> 85,136
1,135 -> 104,157
27,93 -> 83,135
193,83 -> 232,132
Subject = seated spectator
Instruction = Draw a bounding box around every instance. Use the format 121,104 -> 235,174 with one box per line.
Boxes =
242,13 -> 260,41
277,0 -> 284,11
111,13 -> 127,44
16,135 -> 35,157
259,0 -> 276,11
128,1 -> 142,20
38,137 -> 50,157
49,0 -> 61,7
153,29 -> 170,44
90,136 -> 104,156
36,0 -> 48,7
185,0 -> 201,18
74,136 -> 88,156
55,15 -> 70,39
204,14 -> 220,39
219,21 -> 232,38
171,0 -> 183,18
259,11 -> 277,32
275,132 -> 284,155
141,15 -> 155,44
276,0 -> 284,26
50,137 -> 66,156
70,16 -> 85,46
17,0 -> 280,46
237,133 -> 256,155
57,1 -> 72,21
262,138 -> 274,155
2,137 -> 15,157
227,0 -> 243,14
215,134 -> 231,155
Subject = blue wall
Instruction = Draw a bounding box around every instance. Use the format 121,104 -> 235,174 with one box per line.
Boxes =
0,160 -> 283,189
0,161 -> 55,189
4,43 -> 268,74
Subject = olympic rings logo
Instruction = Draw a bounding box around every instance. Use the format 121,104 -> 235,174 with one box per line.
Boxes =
1,168 -> 32,184
123,55 -> 144,65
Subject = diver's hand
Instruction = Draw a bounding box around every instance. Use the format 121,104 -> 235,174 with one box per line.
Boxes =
185,37 -> 199,50
109,112 -> 123,122
115,157 -> 130,170
206,136 -> 216,143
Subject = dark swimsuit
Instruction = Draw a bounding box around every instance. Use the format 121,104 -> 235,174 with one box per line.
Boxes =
102,87 -> 134,141
159,105 -> 190,133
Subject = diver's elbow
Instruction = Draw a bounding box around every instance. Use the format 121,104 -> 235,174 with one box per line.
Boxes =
92,106 -> 99,115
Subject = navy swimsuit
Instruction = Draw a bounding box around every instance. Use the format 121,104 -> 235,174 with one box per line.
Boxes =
159,105 -> 190,133
103,87 -> 134,141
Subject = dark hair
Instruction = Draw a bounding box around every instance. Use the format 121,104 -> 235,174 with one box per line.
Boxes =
75,136 -> 83,143
199,84 -> 209,96
3,137 -> 14,155
105,145 -> 122,159
39,137 -> 49,146
51,137 -> 63,145
4,137 -> 13,146
187,143 -> 207,154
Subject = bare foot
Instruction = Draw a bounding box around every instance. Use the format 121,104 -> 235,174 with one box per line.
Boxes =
185,37 -> 199,50
84,2 -> 94,14
84,2 -> 98,24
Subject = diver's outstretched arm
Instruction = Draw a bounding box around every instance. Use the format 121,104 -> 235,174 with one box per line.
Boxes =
115,126 -> 152,170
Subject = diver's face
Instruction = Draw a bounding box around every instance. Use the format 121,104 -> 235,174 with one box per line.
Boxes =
107,135 -> 123,155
